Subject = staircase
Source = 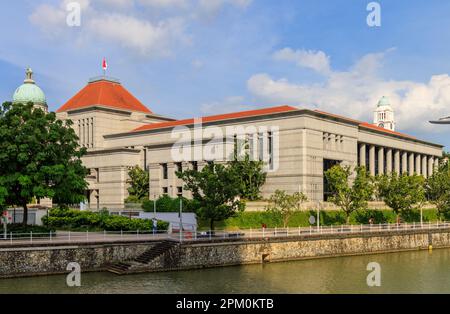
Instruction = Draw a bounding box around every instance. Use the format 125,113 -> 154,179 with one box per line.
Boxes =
106,240 -> 179,275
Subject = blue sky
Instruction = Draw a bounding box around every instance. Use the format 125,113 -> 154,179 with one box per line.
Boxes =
2,0 -> 450,148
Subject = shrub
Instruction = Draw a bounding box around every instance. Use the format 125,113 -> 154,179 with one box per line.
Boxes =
42,209 -> 169,231
142,195 -> 197,213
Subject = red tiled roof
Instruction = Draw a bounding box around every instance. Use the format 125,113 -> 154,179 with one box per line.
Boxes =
57,79 -> 152,113
132,105 -> 298,132
314,109 -> 416,139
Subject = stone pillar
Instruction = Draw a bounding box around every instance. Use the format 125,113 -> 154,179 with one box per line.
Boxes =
422,155 -> 428,178
428,156 -> 434,177
394,150 -> 401,174
149,164 -> 162,200
369,145 -> 376,176
415,154 -> 421,175
408,153 -> 415,175
359,144 -> 366,168
402,151 -> 408,174
435,157 -> 440,171
378,147 -> 384,175
386,148 -> 393,174
167,163 -> 176,198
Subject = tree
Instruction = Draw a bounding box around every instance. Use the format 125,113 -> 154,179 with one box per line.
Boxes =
377,173 -> 425,220
266,190 -> 307,228
0,102 -> 88,225
125,165 -> 149,203
324,165 -> 374,224
229,153 -> 267,201
177,162 -> 245,230
426,163 -> 450,220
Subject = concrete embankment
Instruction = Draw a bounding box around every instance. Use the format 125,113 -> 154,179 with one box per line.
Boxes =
1,228 -> 450,278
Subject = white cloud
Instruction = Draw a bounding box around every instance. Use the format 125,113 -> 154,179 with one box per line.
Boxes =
249,49 -> 450,133
273,48 -> 331,75
87,14 -> 187,57
29,0 -> 252,57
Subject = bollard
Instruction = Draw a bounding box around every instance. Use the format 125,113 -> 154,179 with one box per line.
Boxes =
50,231 -> 52,241
86,230 -> 89,240
30,231 -> 33,243
69,231 -> 71,242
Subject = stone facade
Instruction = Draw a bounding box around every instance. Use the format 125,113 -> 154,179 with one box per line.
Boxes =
54,78 -> 443,210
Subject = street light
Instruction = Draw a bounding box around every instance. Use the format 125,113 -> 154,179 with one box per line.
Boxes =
179,198 -> 183,243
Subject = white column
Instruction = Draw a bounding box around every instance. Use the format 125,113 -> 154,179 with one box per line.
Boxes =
428,156 -> 434,176
378,147 -> 384,175
369,145 -> 376,176
435,157 -> 440,171
394,150 -> 400,174
415,154 -> 421,175
402,152 -> 408,174
386,148 -> 393,174
422,155 -> 428,178
409,153 -> 415,175
359,144 -> 366,168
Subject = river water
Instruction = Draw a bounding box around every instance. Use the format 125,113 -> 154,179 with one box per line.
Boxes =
1,249 -> 449,294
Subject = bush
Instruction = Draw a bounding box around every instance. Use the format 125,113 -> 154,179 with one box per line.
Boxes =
6,224 -> 55,235
142,195 -> 198,213
42,209 -> 169,231
197,208 -> 440,230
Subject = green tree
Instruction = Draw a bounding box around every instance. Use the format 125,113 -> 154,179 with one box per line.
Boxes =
229,153 -> 267,201
324,165 -> 374,224
377,173 -> 425,220
177,162 -> 245,230
266,190 -> 307,227
0,102 -> 88,225
426,163 -> 450,220
125,165 -> 149,203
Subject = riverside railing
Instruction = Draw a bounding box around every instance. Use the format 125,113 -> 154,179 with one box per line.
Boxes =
1,221 -> 449,246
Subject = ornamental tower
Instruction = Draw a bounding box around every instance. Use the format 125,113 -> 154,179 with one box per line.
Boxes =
373,96 -> 395,131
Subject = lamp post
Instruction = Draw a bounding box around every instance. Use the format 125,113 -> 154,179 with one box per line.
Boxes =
179,198 -> 183,243
153,195 -> 157,219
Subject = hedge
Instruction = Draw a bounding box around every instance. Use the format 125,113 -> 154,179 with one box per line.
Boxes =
198,209 -> 442,230
142,195 -> 198,213
42,208 -> 169,231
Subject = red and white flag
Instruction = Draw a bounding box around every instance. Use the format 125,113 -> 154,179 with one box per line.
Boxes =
102,57 -> 108,71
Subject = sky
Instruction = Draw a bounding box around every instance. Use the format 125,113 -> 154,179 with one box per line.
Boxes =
2,0 -> 450,149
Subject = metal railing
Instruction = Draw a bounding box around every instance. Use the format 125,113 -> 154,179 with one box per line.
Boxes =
1,221 -> 449,246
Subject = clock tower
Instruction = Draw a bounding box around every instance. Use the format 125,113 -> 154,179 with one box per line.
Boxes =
373,96 -> 395,131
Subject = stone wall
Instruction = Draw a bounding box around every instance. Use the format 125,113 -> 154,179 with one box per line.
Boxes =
138,228 -> 450,273
0,241 -> 157,278
2,229 -> 450,278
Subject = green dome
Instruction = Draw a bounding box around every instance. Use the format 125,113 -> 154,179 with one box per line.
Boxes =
12,68 -> 47,107
377,96 -> 390,107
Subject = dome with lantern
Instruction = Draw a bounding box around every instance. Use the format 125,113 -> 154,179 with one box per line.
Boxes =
373,96 -> 395,131
13,68 -> 48,112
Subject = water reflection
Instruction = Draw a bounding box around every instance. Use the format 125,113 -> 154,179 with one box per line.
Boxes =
1,249 -> 449,294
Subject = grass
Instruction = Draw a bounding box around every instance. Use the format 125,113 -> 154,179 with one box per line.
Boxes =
197,208 -> 445,230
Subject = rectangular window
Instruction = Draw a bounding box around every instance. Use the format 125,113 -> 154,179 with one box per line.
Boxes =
162,187 -> 168,195
176,162 -> 183,173
192,161 -> 198,172
161,164 -> 168,180
268,131 -> 273,170
258,133 -> 264,161
177,187 -> 183,198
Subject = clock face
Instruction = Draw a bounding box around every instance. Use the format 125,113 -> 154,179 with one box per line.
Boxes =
378,123 -> 384,128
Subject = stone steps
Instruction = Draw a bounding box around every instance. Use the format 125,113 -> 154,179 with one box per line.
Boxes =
106,240 -> 178,275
